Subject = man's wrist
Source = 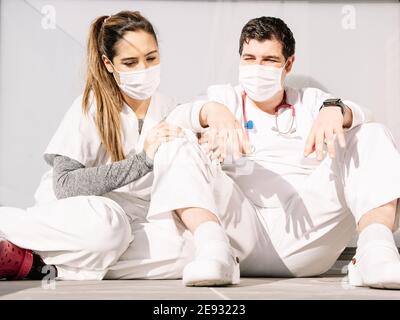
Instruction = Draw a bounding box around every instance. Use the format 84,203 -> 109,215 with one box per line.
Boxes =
319,98 -> 346,116
318,99 -> 354,128
343,105 -> 353,128
199,103 -> 211,128
200,101 -> 220,128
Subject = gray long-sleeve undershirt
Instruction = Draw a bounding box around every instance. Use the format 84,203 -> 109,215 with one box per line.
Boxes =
52,119 -> 153,199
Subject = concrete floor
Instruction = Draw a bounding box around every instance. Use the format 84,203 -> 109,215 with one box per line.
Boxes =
1,259 -> 400,300
1,275 -> 400,300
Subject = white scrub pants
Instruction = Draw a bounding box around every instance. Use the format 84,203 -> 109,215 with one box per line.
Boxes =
0,123 -> 399,280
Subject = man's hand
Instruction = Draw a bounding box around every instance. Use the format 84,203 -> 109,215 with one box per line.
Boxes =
199,102 -> 251,162
304,107 -> 347,160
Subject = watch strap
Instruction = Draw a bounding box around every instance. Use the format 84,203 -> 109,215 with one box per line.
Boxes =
319,99 -> 346,115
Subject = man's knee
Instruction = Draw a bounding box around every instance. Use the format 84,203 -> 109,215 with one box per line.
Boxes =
348,123 -> 393,144
154,130 -> 209,169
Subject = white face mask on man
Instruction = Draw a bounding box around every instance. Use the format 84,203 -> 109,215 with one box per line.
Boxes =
111,62 -> 161,100
238,61 -> 287,102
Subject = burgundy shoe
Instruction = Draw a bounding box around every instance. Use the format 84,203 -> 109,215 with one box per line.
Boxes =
0,240 -> 33,280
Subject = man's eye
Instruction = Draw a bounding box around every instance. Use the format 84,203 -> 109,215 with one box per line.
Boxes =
147,57 -> 156,61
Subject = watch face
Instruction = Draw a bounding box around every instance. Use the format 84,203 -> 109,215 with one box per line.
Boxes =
324,98 -> 340,104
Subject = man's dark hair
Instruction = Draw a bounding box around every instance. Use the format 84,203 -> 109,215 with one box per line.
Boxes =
239,17 -> 296,60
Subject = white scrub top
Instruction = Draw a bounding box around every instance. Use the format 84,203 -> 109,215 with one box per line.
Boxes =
168,84 -> 371,209
34,91 -> 176,220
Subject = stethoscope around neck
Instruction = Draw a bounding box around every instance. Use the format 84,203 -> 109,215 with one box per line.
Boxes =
241,90 -> 297,140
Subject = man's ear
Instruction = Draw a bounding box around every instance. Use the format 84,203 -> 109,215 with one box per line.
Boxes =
285,55 -> 295,74
102,55 -> 114,73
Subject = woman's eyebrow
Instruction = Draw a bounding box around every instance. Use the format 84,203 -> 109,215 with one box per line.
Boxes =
120,57 -> 138,62
120,50 -> 157,61
145,50 -> 158,56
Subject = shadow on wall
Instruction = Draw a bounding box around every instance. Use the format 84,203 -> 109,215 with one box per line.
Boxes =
286,74 -> 329,92
287,73 -> 400,150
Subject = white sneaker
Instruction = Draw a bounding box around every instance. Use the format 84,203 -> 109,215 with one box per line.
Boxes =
182,254 -> 240,287
347,243 -> 400,289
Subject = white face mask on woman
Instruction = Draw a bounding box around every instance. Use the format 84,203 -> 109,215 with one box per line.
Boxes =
112,63 -> 161,100
239,62 -> 286,102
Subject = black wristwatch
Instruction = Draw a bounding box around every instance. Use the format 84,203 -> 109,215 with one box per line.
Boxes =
319,98 -> 346,116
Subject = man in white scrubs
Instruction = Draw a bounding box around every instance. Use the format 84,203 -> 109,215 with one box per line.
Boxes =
158,16 -> 400,289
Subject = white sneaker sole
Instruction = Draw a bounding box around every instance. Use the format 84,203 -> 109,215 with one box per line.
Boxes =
183,260 -> 240,287
348,260 -> 400,290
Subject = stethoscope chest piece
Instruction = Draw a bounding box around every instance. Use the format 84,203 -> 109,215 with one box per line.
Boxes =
244,120 -> 254,130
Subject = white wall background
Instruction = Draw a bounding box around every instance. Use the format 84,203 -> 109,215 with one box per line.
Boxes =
0,0 -> 399,244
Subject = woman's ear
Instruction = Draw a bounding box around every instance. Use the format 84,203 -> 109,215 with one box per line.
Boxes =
102,55 -> 114,73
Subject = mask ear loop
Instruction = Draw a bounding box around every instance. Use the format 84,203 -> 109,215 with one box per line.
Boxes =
279,58 -> 289,89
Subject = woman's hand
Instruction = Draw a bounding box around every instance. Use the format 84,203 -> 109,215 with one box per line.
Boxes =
144,121 -> 184,159
304,107 -> 346,160
199,102 -> 251,162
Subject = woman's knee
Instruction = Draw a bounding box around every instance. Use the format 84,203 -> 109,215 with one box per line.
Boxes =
81,197 -> 132,255
87,219 -> 132,256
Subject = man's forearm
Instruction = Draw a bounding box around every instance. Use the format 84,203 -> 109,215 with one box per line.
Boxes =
199,101 -> 232,128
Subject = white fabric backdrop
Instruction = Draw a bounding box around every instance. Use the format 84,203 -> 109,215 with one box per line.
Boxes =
0,0 -> 399,247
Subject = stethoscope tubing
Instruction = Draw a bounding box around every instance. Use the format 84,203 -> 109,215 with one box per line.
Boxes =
241,90 -> 296,137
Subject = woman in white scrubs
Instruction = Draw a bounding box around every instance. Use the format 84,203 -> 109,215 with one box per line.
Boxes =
0,11 -> 240,286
